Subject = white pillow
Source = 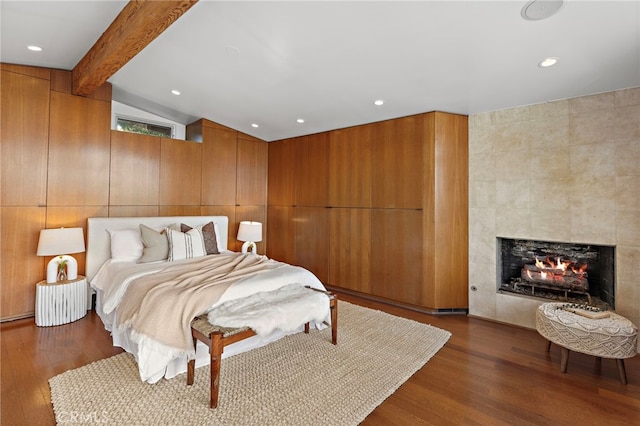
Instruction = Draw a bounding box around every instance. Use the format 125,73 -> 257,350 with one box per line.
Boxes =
167,228 -> 207,261
107,229 -> 143,261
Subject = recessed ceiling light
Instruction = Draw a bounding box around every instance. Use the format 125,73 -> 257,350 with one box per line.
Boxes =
521,0 -> 564,21
27,45 -> 42,52
171,89 -> 181,95
374,99 -> 384,106
539,57 -> 559,68
296,119 -> 305,124
251,123 -> 259,128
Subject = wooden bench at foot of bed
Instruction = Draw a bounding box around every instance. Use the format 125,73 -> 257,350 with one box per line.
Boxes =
187,290 -> 338,408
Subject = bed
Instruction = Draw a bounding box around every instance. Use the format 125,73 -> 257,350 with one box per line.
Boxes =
86,216 -> 329,383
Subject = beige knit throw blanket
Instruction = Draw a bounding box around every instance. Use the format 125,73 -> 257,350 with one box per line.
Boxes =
115,253 -> 282,353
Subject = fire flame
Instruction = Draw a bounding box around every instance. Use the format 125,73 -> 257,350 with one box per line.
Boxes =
525,256 -> 588,288
534,256 -> 579,273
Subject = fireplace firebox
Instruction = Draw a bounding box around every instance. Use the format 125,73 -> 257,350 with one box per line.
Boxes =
497,238 -> 615,309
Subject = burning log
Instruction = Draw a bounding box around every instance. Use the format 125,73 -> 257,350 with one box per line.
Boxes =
521,263 -> 589,291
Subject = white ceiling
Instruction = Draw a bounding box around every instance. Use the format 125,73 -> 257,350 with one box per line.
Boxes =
2,1 -> 639,142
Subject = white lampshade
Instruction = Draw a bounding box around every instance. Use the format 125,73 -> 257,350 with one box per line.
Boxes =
237,221 -> 262,243
37,227 -> 85,283
37,228 -> 85,256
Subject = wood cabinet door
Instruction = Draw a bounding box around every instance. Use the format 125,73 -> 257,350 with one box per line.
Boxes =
329,125 -> 372,208
159,138 -> 202,206
294,206 -> 329,283
266,205 -> 295,264
371,115 -> 424,209
47,92 -> 111,206
268,138 -> 296,206
370,209 -> 424,306
236,137 -> 267,206
201,126 -> 237,206
0,207 -> 45,319
295,133 -> 330,207
109,130 -> 160,206
429,112 -> 469,308
1,70 -> 50,206
329,208 -> 371,294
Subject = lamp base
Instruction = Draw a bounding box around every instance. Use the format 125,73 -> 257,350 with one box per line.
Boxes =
241,241 -> 257,254
46,255 -> 78,284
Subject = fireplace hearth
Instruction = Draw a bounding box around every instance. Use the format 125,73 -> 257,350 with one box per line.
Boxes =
497,238 -> 615,309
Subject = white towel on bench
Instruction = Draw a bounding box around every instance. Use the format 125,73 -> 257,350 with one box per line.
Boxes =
206,283 -> 330,336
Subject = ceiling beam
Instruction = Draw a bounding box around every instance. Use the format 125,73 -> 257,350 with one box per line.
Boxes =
72,0 -> 198,97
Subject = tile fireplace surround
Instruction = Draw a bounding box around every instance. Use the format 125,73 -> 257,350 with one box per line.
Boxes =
468,87 -> 639,338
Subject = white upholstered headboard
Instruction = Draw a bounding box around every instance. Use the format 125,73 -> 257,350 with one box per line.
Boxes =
86,216 -> 229,282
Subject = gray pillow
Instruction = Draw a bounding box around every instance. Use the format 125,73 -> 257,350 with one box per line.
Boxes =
138,224 -> 169,263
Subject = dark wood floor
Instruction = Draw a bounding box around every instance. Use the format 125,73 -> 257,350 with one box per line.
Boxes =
1,293 -> 639,425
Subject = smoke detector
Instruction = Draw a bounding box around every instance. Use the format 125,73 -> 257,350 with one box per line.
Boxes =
521,0 -> 564,21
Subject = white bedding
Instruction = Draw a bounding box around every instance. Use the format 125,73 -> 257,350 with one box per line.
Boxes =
90,253 -> 327,383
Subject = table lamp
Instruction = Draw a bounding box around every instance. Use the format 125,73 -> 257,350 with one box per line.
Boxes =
37,227 -> 85,283
237,221 -> 262,254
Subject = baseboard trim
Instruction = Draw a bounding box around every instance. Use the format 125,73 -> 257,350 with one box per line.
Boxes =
325,285 -> 468,316
1,312 -> 35,323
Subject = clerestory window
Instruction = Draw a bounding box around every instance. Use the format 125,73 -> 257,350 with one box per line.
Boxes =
116,116 -> 174,138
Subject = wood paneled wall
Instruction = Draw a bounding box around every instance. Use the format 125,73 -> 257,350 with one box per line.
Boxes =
1,64 -> 268,320
267,112 -> 469,311
1,61 -> 466,318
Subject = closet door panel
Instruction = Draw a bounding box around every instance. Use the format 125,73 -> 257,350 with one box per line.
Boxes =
1,70 -> 50,206
431,112 -> 469,308
295,133 -> 330,207
329,125 -> 372,207
201,126 -> 237,206
267,139 -> 296,206
370,209 -> 424,306
329,208 -> 371,293
371,115 -> 424,209
0,207 -> 45,319
237,137 -> 267,206
47,92 -> 111,206
160,138 -> 202,206
266,206 -> 295,264
294,207 -> 329,283
109,130 -> 160,206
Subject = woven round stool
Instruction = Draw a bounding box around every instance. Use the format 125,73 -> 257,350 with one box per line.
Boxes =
536,302 -> 638,384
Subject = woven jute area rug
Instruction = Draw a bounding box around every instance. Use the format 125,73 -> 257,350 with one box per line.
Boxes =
49,302 -> 451,425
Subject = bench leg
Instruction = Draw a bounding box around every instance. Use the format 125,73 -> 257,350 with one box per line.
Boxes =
304,295 -> 337,344
187,335 -> 197,385
560,347 -> 570,373
210,333 -> 223,408
616,359 -> 628,385
330,298 -> 337,345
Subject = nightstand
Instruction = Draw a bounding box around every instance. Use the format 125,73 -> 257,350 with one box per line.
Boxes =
35,275 -> 87,326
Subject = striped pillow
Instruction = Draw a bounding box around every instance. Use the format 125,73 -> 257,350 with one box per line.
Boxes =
167,228 -> 207,261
